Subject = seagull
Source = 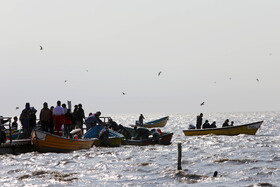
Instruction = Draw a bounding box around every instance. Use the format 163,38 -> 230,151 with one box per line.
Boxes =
122,92 -> 126,95
158,71 -> 162,76
229,77 -> 232,80
86,70 -> 89,72
200,102 -> 205,106
64,80 -> 67,83
256,79 -> 259,82
40,46 -> 43,50
16,107 -> 19,110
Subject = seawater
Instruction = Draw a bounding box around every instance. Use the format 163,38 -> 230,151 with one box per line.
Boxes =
0,112 -> 279,186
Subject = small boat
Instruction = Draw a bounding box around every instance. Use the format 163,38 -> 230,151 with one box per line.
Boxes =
31,130 -> 95,153
183,121 -> 263,136
5,129 -> 24,140
120,127 -> 173,146
83,125 -> 123,147
130,116 -> 169,128
0,139 -> 34,155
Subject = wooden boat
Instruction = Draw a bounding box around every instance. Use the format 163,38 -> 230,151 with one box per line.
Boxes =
130,116 -> 169,128
0,139 -> 34,155
31,130 -> 95,153
5,129 -> 24,140
120,127 -> 173,146
83,125 -> 123,147
183,121 -> 263,136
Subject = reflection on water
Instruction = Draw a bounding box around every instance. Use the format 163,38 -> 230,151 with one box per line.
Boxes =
0,112 -> 280,186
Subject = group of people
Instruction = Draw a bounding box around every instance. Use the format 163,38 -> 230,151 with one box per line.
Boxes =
18,101 -> 87,138
195,113 -> 234,129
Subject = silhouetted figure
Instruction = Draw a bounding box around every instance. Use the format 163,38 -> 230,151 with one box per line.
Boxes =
76,104 -> 85,134
138,114 -> 145,126
64,109 -> 73,138
196,113 -> 203,129
108,118 -> 119,131
12,116 -> 18,130
49,106 -> 54,134
230,121 -> 234,126
134,126 -> 150,140
222,119 -> 230,127
20,103 -> 32,138
29,107 -> 37,132
210,121 -> 217,128
202,120 -> 211,129
40,102 -> 52,132
151,129 -> 162,144
98,128 -> 110,146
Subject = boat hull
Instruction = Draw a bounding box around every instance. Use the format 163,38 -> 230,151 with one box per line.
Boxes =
183,121 -> 263,136
0,139 -> 34,155
121,132 -> 173,146
31,130 -> 95,153
131,116 -> 169,128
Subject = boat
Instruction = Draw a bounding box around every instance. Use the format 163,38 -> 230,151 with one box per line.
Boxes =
5,129 -> 24,140
183,121 -> 263,136
130,116 -> 169,128
83,125 -> 123,147
0,139 -> 34,155
120,127 -> 173,146
31,130 -> 96,153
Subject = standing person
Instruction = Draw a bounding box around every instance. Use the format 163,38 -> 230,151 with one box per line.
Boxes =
39,102 -> 52,132
64,109 -> 72,138
12,116 -> 18,130
49,106 -> 54,134
72,105 -> 78,129
76,104 -> 85,134
196,113 -> 203,129
53,101 -> 65,136
20,103 -> 32,138
139,114 -> 145,126
29,107 -> 37,133
62,103 -> 67,114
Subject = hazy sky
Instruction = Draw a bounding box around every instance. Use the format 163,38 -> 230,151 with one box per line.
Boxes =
1,1 -> 280,117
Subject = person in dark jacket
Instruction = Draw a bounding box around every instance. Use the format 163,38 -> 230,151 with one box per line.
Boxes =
210,121 -> 217,128
64,109 -> 73,138
202,120 -> 212,129
222,119 -> 230,127
20,103 -> 32,138
12,116 -> 18,130
108,118 -> 119,131
40,102 -> 52,132
49,106 -> 54,134
134,126 -> 150,140
196,113 -> 203,129
76,104 -> 85,134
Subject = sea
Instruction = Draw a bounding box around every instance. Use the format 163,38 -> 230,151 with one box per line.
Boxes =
0,111 -> 279,187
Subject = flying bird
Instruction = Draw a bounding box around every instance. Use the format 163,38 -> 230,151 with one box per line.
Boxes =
86,70 -> 89,72
200,102 -> 205,106
122,92 -> 126,95
16,107 -> 19,110
256,79 -> 259,82
229,77 -> 232,80
64,80 -> 67,83
158,71 -> 162,76
40,46 -> 43,50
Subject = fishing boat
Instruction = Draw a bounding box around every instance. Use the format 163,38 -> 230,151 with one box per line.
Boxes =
0,139 -> 34,155
31,130 -> 95,153
83,125 -> 123,147
130,116 -> 169,128
120,127 -> 173,146
183,121 -> 263,136
5,129 -> 24,140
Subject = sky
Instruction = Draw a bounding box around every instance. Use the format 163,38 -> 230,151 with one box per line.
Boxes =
1,0 -> 280,117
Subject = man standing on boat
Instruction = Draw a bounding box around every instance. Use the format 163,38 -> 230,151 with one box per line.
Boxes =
196,113 -> 203,129
53,100 -> 65,136
76,104 -> 85,134
39,102 -> 52,132
139,114 -> 145,126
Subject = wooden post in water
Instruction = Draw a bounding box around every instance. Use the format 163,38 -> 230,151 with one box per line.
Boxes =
177,143 -> 182,170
